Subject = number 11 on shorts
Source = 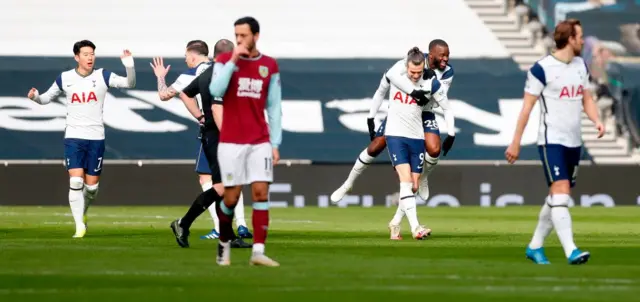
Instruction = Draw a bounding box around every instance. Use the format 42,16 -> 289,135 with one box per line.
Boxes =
264,157 -> 272,171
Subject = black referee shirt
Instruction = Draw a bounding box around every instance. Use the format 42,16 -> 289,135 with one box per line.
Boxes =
182,66 -> 223,134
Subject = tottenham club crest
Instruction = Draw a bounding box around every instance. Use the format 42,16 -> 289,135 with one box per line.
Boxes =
259,66 -> 269,78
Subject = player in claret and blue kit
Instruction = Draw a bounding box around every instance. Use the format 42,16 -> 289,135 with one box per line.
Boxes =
209,16 -> 283,267
506,19 -> 605,265
27,40 -> 136,238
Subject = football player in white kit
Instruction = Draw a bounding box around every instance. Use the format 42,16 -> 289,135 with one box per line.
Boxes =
27,40 -> 136,238
506,19 -> 605,265
330,40 -> 456,205
383,47 -> 452,240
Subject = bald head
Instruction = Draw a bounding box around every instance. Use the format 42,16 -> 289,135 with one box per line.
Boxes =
213,39 -> 235,59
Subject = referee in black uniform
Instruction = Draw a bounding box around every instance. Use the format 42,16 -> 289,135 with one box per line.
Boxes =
170,39 -> 251,249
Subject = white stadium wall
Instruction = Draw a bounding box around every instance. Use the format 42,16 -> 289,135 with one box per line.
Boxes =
1,0 -> 509,58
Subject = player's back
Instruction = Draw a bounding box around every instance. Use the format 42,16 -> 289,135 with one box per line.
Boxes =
385,70 -> 433,140
216,51 -> 279,145
531,55 -> 587,147
58,68 -> 112,140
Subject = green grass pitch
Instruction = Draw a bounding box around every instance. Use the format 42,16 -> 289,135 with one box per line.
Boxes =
1,206 -> 640,301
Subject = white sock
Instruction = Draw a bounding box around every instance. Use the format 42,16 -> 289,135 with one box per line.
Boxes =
201,181 -> 220,232
424,153 -> 439,177
399,182 -> 420,231
550,194 -> 578,258
68,177 -> 85,230
343,148 -> 375,188
528,197 -> 553,249
235,192 -> 247,227
82,183 -> 99,215
253,243 -> 265,255
389,203 -> 405,225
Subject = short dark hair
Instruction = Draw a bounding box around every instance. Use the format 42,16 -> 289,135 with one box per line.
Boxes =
234,16 -> 260,34
213,39 -> 234,58
428,39 -> 448,51
406,47 -> 425,66
73,40 -> 96,55
186,40 -> 209,56
554,18 -> 581,49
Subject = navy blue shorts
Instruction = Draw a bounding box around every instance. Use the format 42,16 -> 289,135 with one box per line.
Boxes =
538,144 -> 582,187
195,143 -> 212,174
375,112 -> 440,138
194,130 -> 222,183
385,136 -> 425,173
421,111 -> 440,135
64,138 -> 105,176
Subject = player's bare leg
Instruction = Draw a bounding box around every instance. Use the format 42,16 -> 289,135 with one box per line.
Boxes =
394,164 -> 430,240
248,181 -> 279,267
331,137 -> 387,203
68,168 -> 87,238
417,132 -> 441,201
215,185 -> 242,265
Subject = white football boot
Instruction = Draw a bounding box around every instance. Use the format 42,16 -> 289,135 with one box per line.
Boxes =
250,254 -> 280,267
330,185 -> 351,204
412,225 -> 432,240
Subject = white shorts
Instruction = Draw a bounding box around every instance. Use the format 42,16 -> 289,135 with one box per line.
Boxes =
218,142 -> 273,186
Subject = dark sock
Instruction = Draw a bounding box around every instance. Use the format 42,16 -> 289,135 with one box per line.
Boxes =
215,200 -> 236,242
179,188 -> 222,229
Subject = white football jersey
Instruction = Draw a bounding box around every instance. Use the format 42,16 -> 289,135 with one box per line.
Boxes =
525,55 -> 589,147
170,62 -> 212,109
33,66 -> 135,140
384,76 -> 445,140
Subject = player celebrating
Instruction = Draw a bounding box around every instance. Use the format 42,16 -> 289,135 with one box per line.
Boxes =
383,47 -> 447,240
209,16 -> 282,267
168,39 -> 251,249
331,40 -> 456,205
506,19 -> 604,265
27,40 -> 136,238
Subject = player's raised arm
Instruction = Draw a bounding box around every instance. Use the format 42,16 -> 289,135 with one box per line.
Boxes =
266,73 -> 283,150
209,46 -> 248,97
580,62 -> 605,138
28,75 -> 63,105
506,63 -> 545,163
106,50 -> 136,89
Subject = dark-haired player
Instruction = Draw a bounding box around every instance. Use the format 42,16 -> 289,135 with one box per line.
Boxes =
210,16 -> 282,267
506,19 -> 603,265
331,40 -> 456,205
27,40 -> 136,238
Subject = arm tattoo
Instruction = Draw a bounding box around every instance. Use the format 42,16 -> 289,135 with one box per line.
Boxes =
157,76 -> 177,98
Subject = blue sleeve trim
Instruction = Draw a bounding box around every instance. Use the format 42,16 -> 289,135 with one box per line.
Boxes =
55,74 -> 63,90
530,62 -> 546,85
101,69 -> 112,86
266,73 -> 283,148
183,67 -> 198,76
431,78 -> 442,93
441,67 -> 454,80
